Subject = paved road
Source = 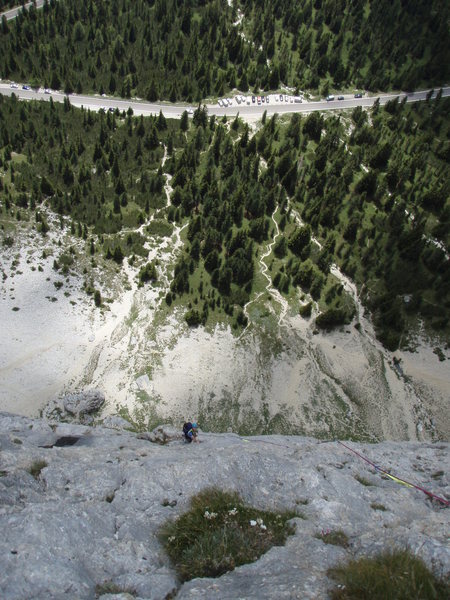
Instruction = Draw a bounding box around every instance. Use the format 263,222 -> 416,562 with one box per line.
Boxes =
1,83 -> 449,120
2,0 -> 46,21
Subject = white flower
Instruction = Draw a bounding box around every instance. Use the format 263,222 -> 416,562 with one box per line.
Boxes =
204,510 -> 217,520
249,520 -> 257,526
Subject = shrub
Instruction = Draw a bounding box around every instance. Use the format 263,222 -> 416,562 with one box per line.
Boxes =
299,302 -> 312,317
94,290 -> 102,307
160,488 -> 296,582
185,309 -> 201,327
315,308 -> 348,329
328,549 -> 450,600
138,262 -> 157,286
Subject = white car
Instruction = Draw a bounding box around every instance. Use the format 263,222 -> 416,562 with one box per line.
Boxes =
235,96 -> 241,104
227,98 -> 233,106
10,83 -> 18,89
187,107 -> 194,114
218,99 -> 223,107
246,97 -> 251,105
44,88 -> 52,94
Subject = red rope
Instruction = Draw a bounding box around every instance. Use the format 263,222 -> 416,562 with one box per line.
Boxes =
338,440 -> 449,507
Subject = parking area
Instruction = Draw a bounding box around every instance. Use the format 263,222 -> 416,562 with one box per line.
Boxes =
217,93 -> 304,108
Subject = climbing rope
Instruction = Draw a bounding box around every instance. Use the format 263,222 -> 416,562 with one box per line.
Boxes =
338,440 -> 449,507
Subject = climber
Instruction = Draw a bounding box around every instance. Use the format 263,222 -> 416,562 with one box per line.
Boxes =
183,421 -> 199,443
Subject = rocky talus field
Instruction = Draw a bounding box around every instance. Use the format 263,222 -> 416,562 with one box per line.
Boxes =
0,412 -> 448,599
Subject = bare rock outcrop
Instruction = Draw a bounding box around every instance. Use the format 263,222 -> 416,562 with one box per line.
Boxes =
0,412 -> 448,599
63,389 -> 105,416
42,389 -> 105,423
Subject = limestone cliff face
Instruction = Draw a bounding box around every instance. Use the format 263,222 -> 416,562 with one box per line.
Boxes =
0,412 -> 448,599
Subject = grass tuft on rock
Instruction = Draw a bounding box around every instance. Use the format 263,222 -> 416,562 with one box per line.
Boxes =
27,460 -> 48,479
316,529 -> 349,548
160,487 -> 296,582
328,549 -> 450,600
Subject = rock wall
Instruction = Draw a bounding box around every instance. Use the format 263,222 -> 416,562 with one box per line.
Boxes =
0,412 -> 448,599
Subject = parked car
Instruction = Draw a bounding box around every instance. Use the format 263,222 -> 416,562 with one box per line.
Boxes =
354,93 -> 363,98
266,96 -> 270,103
326,95 -> 335,101
22,84 -> 31,90
187,107 -> 194,114
279,94 -> 283,102
252,95 -> 255,103
235,96 -> 241,104
337,95 -> 344,100
261,96 -> 265,103
218,99 -> 223,107
294,96 -> 302,103
246,97 -> 251,104
44,88 -> 52,94
10,82 -> 19,89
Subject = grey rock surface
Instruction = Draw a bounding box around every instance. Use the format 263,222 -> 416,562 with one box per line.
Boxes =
101,416 -> 134,431
0,412 -> 449,599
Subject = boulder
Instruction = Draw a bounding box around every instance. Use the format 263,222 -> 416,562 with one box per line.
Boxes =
137,424 -> 181,444
63,389 -> 105,416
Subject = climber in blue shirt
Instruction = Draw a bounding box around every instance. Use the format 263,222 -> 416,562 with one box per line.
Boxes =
183,422 -> 199,443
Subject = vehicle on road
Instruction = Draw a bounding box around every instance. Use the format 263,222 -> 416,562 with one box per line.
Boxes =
354,93 -> 363,98
22,84 -> 31,90
326,95 -> 335,101
108,107 -> 115,113
187,107 -> 194,114
337,95 -> 344,100
44,88 -> 52,94
10,82 -> 18,89
252,95 -> 255,103
294,96 -> 302,103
